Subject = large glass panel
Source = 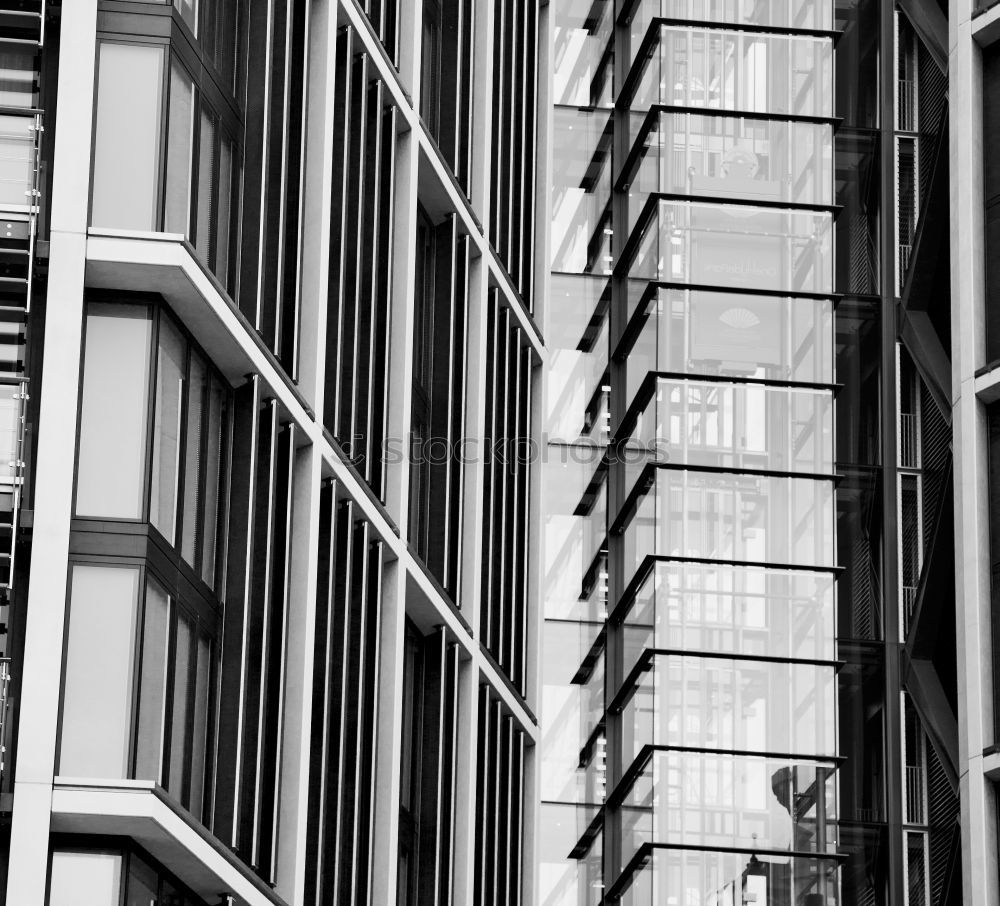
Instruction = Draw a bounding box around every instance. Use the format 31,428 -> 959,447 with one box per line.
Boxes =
0,114 -> 34,208
216,137 -> 233,285
626,26 -> 834,119
552,0 -> 614,107
124,854 -> 158,906
617,846 -> 841,906
621,561 -> 836,674
622,467 -> 836,574
48,851 -> 122,906
619,750 -> 839,866
59,565 -> 140,778
164,59 -> 194,236
626,112 -> 834,231
623,288 -> 835,394
620,654 -> 838,763
135,579 -> 169,781
91,43 -> 164,230
551,108 -> 614,275
627,378 -> 835,475
150,316 -> 186,542
181,351 -> 206,567
76,303 -> 152,519
626,200 -> 833,295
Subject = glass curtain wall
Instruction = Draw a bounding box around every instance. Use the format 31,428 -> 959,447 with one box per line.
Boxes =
598,4 -> 841,905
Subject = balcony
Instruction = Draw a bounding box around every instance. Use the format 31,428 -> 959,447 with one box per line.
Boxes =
616,748 -> 840,871
623,0 -> 836,46
618,285 -> 836,398
617,463 -> 837,586
613,844 -> 842,906
617,652 -> 839,766
621,375 -> 836,476
622,108 -> 835,233
620,22 -> 835,120
618,559 -> 837,675
623,197 -> 834,298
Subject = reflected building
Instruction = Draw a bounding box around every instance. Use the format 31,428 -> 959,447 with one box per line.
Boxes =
541,1 -> 959,906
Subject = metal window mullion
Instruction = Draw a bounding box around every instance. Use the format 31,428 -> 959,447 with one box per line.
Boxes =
495,311 -> 514,671
503,327 -> 523,680
358,535 -> 384,904
263,421 -> 295,881
522,0 -> 538,309
325,500 -> 355,903
448,236 -> 469,593
344,518 -> 372,904
250,399 -> 279,869
509,0 -> 529,291
490,0 -> 507,247
475,687 -> 492,903
512,729 -> 525,906
458,0 -> 475,187
325,27 -> 354,436
338,51 -> 370,451
372,102 -> 397,499
481,294 -> 500,646
305,482 -> 336,906
442,642 -> 460,906
230,375 -> 261,847
253,0 -> 278,334
359,77 -> 385,486
515,345 -> 532,693
490,305 -> 511,667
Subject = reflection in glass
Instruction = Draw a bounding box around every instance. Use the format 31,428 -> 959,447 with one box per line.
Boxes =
626,378 -> 835,475
150,316 -> 186,542
91,42 -> 164,230
623,287 -> 835,396
553,0 -> 614,107
623,466 -> 837,576
620,654 -> 838,762
626,200 -> 833,295
626,112 -> 834,232
59,565 -> 140,778
617,846 -> 841,906
626,26 -> 834,118
182,351 -> 207,566
135,578 -> 169,780
619,750 -> 839,865
76,303 -> 152,519
621,561 -> 836,674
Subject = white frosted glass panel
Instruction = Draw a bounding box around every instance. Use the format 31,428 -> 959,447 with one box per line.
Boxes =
76,304 -> 152,518
164,60 -> 194,236
150,317 -> 185,541
48,851 -> 122,906
59,565 -> 139,778
91,42 -> 164,230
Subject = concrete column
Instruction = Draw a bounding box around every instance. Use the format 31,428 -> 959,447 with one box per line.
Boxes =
6,1 -> 98,902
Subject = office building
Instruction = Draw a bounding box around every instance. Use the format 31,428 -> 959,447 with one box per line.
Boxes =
540,1 -> 961,905
0,0 -> 545,904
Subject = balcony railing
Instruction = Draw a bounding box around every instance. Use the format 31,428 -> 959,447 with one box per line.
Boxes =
905,765 -> 925,824
898,79 -> 916,132
900,411 -> 919,468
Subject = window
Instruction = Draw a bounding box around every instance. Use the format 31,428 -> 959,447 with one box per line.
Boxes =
76,302 -> 231,587
75,303 -> 153,520
91,43 -> 164,231
58,567 -> 216,820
